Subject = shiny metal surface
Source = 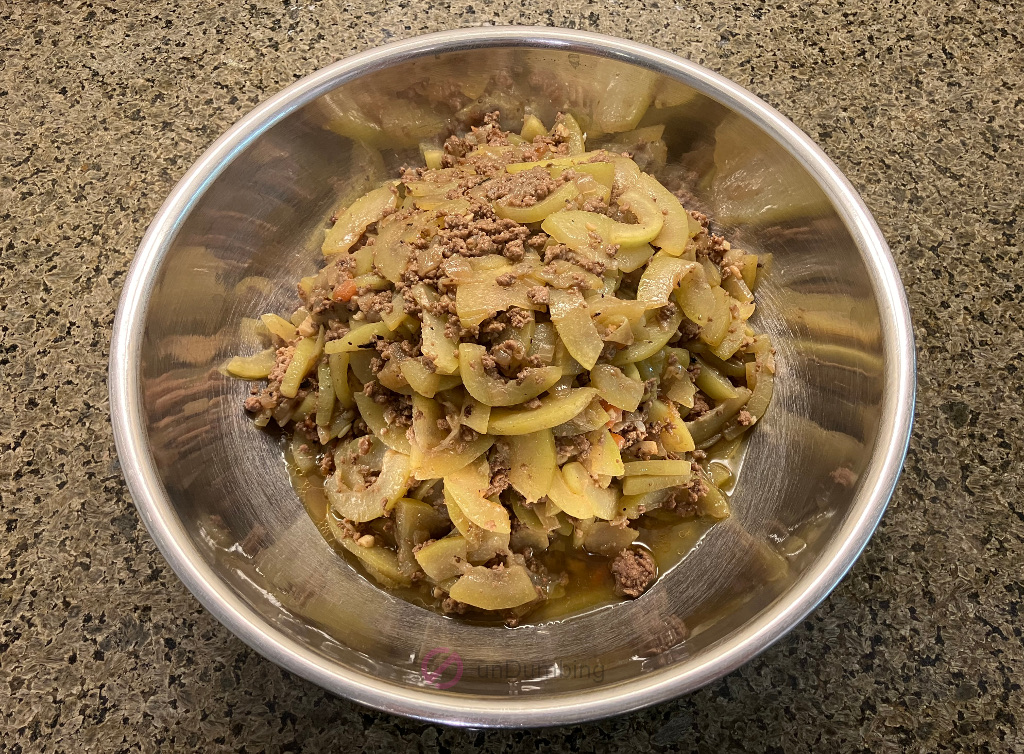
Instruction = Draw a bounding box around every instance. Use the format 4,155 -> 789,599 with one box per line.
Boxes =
109,27 -> 915,727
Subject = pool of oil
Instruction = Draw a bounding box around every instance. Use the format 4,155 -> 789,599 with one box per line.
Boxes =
284,434 -> 753,626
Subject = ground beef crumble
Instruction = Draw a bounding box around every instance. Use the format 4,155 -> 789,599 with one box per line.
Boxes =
268,345 -> 294,384
491,339 -> 526,369
434,201 -> 531,259
484,441 -> 512,498
677,316 -> 701,342
526,285 -> 548,305
665,475 -> 710,512
555,434 -> 591,466
357,290 -> 394,319
611,548 -> 657,598
687,393 -> 713,420
505,307 -> 532,330
483,165 -> 565,207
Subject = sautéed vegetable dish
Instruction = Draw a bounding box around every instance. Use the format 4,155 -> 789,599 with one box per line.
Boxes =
227,112 -> 775,625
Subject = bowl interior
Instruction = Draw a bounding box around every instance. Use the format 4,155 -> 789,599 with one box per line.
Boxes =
125,38 -> 900,721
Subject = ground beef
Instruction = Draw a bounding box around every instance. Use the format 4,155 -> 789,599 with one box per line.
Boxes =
484,441 -> 512,497
491,339 -> 526,369
397,285 -> 421,315
599,342 -> 622,362
483,166 -> 563,207
686,393 -> 713,420
479,351 -> 499,374
424,294 -> 457,317
474,111 -> 509,143
689,210 -> 710,231
243,345 -> 296,413
481,318 -> 507,335
434,201 -> 531,258
677,316 -> 701,342
555,434 -> 590,465
737,409 -> 754,426
665,476 -> 710,511
363,380 -> 394,405
521,354 -> 544,368
400,164 -> 426,182
526,233 -> 549,249
616,420 -> 648,450
268,345 -> 295,384
554,267 -> 594,291
357,290 -> 394,319
325,319 -> 351,342
540,244 -> 606,276
506,307 -> 532,330
440,114 -> 513,172
642,378 -> 659,402
527,285 -> 548,305
657,301 -> 679,322
375,337 -> 419,361
441,597 -> 467,614
495,272 -> 516,287
503,239 -> 525,262
580,197 -> 612,215
665,487 -> 699,515
357,436 -> 373,456
442,134 -> 473,162
691,227 -> 729,265
542,243 -> 572,264
319,448 -> 336,476
293,413 -> 318,441
611,548 -> 657,598
383,395 -> 414,429
490,439 -> 511,469
444,318 -> 479,341
665,494 -> 700,518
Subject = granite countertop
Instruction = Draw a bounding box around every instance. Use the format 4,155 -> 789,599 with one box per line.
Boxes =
2,1 -> 1021,751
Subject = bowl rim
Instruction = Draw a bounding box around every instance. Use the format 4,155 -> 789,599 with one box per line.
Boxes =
109,26 -> 916,727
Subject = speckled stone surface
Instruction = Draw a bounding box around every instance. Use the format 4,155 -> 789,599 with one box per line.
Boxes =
2,1 -> 1022,751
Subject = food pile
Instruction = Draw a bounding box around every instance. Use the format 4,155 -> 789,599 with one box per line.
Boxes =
228,112 -> 775,621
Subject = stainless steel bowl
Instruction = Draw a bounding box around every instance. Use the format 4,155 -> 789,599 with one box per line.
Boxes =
109,27 -> 915,726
